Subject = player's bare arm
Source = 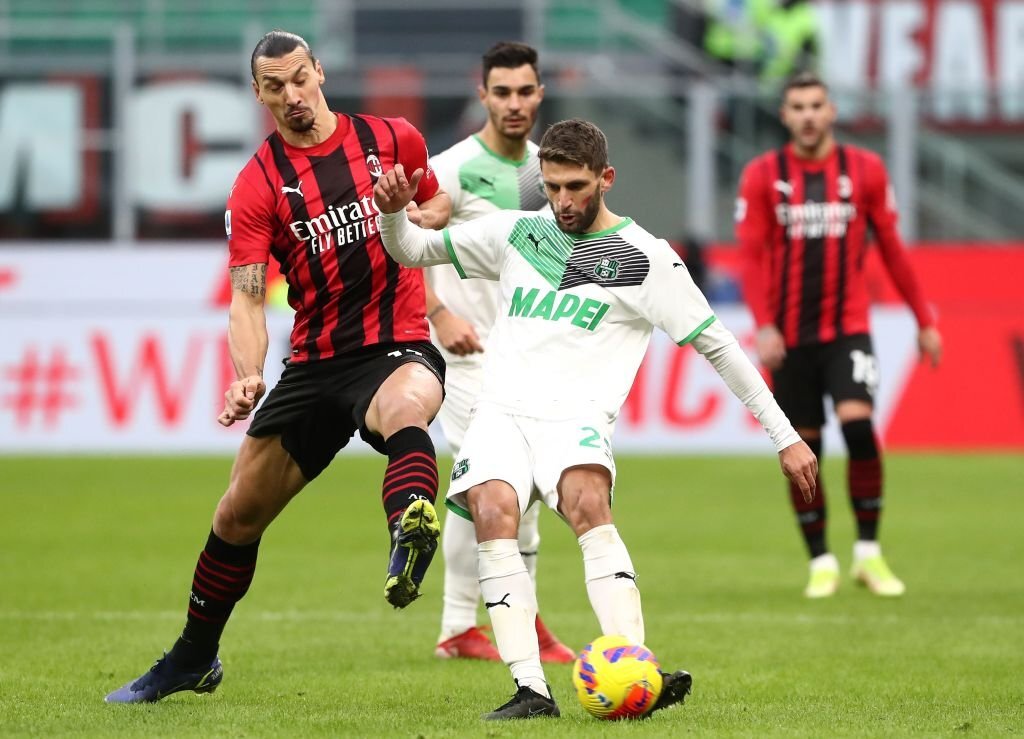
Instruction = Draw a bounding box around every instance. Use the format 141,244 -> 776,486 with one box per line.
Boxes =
424,280 -> 483,356
918,326 -> 942,367
755,324 -> 787,370
230,262 -> 267,298
220,263 -> 270,427
413,189 -> 452,230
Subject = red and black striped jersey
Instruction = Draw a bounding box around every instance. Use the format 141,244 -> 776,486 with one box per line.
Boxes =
736,142 -> 934,348
226,113 -> 440,362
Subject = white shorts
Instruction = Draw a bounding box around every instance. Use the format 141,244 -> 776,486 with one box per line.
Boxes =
446,406 -> 617,521
436,362 -> 483,454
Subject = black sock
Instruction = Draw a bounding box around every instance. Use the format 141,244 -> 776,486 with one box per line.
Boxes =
843,419 -> 883,541
169,530 -> 259,668
789,436 -> 828,558
381,426 -> 438,531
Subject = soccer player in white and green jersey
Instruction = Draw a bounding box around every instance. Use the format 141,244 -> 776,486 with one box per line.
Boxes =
376,119 -> 818,720
425,42 -> 573,665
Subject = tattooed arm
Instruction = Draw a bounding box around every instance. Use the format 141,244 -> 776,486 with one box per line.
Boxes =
219,262 -> 269,426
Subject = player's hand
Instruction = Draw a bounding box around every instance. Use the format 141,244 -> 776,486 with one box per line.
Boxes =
218,374 -> 266,427
405,201 -> 423,226
779,440 -> 817,503
432,308 -> 484,356
373,164 -> 423,214
918,326 -> 942,368
756,325 -> 787,370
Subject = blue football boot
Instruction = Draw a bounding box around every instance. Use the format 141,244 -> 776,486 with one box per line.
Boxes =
105,653 -> 222,703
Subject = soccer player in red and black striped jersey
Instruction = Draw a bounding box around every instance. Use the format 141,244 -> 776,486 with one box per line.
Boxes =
106,31 -> 452,704
737,72 -> 942,599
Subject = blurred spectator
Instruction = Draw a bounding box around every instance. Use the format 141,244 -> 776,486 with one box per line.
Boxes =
701,0 -> 764,78
759,0 -> 819,88
690,0 -> 819,89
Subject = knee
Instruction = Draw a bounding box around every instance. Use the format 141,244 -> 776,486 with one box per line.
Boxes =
212,487 -> 267,545
376,384 -> 440,435
468,485 -> 519,541
841,418 -> 878,460
560,488 -> 611,537
558,467 -> 612,535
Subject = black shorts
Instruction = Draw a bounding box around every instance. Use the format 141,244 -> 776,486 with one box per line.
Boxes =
770,333 -> 878,429
247,341 -> 445,481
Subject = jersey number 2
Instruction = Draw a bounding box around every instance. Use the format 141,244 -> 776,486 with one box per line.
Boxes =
579,426 -> 602,448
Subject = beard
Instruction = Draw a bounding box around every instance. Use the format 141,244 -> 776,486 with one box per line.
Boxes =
554,188 -> 602,235
499,120 -> 530,140
794,124 -> 827,150
285,109 -> 316,133
490,109 -> 532,141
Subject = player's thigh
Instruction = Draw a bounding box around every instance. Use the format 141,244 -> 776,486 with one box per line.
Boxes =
824,334 -> 877,417
436,363 -> 484,454
247,360 -> 355,483
215,434 -> 309,542
771,344 -> 827,429
446,409 -> 533,522
531,418 -> 616,521
362,342 -> 446,443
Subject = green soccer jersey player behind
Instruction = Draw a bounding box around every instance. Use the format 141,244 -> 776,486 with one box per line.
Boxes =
426,41 -> 573,665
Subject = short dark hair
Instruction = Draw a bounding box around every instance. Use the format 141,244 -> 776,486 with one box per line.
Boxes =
538,118 -> 608,173
251,30 -> 316,81
782,71 -> 829,99
482,41 -> 540,87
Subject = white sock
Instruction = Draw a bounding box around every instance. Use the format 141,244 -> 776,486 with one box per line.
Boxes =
478,538 -> 548,698
438,512 -> 481,642
518,503 -> 541,584
579,524 -> 645,645
853,540 -> 881,562
810,552 -> 840,572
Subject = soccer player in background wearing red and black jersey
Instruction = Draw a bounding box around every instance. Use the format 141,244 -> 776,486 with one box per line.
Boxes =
106,31 -> 453,703
736,72 -> 942,599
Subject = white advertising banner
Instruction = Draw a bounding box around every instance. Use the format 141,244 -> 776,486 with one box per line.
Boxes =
0,248 -> 921,455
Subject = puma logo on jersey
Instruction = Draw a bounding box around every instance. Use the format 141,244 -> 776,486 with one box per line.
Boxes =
526,233 -> 546,251
773,180 -> 793,197
281,181 -> 304,197
485,593 -> 511,609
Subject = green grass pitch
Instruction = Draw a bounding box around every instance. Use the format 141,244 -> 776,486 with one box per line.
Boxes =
2,453 -> 1022,737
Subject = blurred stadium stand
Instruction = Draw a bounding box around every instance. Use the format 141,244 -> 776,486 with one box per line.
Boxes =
2,1 -> 1022,454
1,0 -> 1021,244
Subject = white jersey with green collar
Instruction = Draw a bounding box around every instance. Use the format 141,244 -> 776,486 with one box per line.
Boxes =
440,211 -> 716,422
425,135 -> 547,365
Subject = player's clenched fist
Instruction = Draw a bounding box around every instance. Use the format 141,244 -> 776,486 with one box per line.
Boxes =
217,374 -> 266,427
779,440 -> 818,503
374,163 -> 424,214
